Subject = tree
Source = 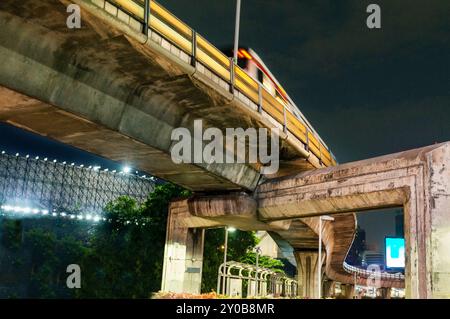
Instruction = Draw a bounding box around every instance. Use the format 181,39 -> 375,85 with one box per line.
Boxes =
201,229 -> 257,293
77,183 -> 189,298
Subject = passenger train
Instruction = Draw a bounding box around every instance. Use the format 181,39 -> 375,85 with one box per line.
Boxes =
224,47 -> 328,150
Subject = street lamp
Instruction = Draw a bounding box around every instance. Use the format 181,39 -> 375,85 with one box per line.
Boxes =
222,226 -> 236,294
233,0 -> 241,63
254,246 -> 262,296
318,215 -> 334,299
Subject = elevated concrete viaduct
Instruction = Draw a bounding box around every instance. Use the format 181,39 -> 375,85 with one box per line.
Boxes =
162,143 -> 450,299
1,0 -> 448,299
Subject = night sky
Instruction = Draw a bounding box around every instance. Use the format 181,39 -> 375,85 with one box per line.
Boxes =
1,0 -> 449,250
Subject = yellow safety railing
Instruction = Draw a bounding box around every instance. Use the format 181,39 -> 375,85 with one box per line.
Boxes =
102,0 -> 337,167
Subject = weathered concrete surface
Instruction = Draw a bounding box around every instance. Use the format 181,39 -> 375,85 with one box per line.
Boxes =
294,250 -> 321,298
258,142 -> 450,298
0,0 -> 323,192
161,199 -> 205,294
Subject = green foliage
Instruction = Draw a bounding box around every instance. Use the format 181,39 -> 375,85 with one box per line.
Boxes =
24,227 -> 87,298
239,252 -> 285,273
201,229 -> 257,293
1,219 -> 23,250
77,183 -> 189,298
0,183 -> 281,298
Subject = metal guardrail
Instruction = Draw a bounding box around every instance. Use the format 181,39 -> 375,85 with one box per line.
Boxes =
91,0 -> 337,167
217,261 -> 297,298
343,262 -> 405,281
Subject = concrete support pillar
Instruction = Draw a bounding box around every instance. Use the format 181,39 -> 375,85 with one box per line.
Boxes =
294,250 -> 320,298
378,287 -> 391,299
323,280 -> 335,298
341,284 -> 355,299
161,199 -> 205,294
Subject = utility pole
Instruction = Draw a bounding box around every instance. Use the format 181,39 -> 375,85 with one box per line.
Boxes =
233,0 -> 241,63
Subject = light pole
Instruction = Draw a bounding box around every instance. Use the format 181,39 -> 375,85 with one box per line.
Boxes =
222,226 -> 236,295
254,246 -> 261,296
233,0 -> 242,63
318,215 -> 334,299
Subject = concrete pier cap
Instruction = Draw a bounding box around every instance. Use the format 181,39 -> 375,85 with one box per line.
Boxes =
257,142 -> 450,299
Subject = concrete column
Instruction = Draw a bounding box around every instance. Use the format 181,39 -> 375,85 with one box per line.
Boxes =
161,199 -> 205,294
323,280 -> 335,298
378,287 -> 391,299
294,250 -> 320,298
341,284 -> 355,299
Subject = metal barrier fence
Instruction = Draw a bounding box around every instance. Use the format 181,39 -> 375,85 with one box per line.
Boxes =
0,152 -> 155,214
88,0 -> 337,167
217,261 -> 297,298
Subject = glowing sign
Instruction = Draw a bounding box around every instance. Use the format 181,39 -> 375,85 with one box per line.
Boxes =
385,237 -> 405,268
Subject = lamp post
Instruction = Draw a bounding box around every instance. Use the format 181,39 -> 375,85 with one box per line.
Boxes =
254,246 -> 261,296
221,226 -> 236,295
233,0 -> 241,63
318,215 -> 334,299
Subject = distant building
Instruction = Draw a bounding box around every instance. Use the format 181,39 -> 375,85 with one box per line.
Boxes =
256,231 -> 283,259
255,231 -> 296,277
395,212 -> 404,237
345,226 -> 366,266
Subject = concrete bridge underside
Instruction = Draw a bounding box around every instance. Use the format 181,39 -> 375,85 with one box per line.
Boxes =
0,0 -> 322,193
162,143 -> 450,299
1,1 -> 448,299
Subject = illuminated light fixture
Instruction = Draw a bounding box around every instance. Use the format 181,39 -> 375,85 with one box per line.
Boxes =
93,166 -> 101,171
104,169 -> 109,172
77,215 -> 84,220
44,158 -> 48,161
26,155 -> 30,158
80,165 -> 84,168
23,207 -> 32,214
35,156 -> 39,160
112,170 -> 117,173
239,49 -> 252,60
42,210 -> 49,215
227,227 -> 237,232
122,166 -> 131,174
53,160 -> 57,163
32,209 -> 39,214
1,151 -> 5,154
93,216 -> 101,222
60,212 -> 67,217
70,215 -> 76,219
16,153 -> 19,156
85,214 -> 92,220
52,213 -> 58,217
71,163 -> 75,166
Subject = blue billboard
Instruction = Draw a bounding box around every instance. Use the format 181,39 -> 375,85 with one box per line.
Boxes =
385,237 -> 405,269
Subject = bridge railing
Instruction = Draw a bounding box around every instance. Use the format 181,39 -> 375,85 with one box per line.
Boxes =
343,262 -> 405,281
93,0 -> 336,167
